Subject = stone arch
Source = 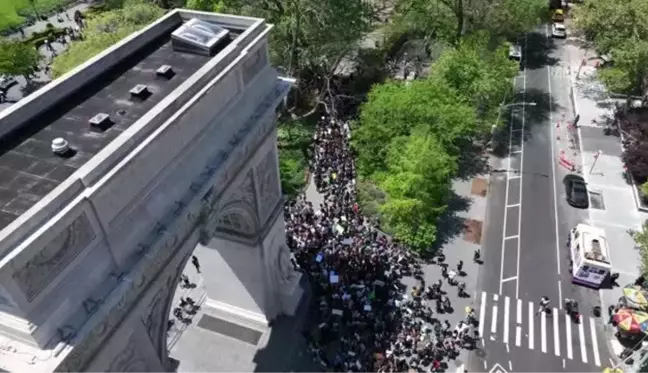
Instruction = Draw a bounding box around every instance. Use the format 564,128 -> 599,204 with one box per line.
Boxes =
149,248 -> 195,370
210,200 -> 260,239
202,169 -> 260,242
142,244 -> 193,369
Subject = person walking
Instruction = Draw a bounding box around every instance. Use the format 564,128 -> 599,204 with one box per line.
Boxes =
191,255 -> 201,273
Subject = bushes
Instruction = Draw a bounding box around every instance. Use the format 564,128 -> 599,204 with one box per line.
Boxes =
277,119 -> 314,198
51,1 -> 164,77
620,108 -> 648,184
23,26 -> 67,48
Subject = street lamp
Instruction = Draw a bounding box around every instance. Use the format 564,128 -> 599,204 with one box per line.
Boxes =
491,101 -> 537,134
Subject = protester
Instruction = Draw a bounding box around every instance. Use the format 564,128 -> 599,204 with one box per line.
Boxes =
284,114 -> 477,372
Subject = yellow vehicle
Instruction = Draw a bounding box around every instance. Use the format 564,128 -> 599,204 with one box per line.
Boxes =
553,9 -> 565,22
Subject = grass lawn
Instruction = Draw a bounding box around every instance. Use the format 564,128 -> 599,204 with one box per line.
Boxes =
0,0 -> 68,32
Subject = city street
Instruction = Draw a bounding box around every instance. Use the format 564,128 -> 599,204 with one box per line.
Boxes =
470,25 -> 612,372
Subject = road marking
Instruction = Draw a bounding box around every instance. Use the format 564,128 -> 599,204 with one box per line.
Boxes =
563,359 -> 566,369
578,317 -> 587,363
511,150 -> 522,154
492,304 -> 499,334
516,33 -> 527,300
590,317 -> 601,366
553,308 -> 560,356
511,128 -> 523,133
516,299 -> 522,324
546,25 -> 562,278
508,175 -> 521,180
565,313 -> 573,359
541,309 -> 547,353
528,301 -> 534,350
494,294 -> 499,301
499,83 -> 516,296
509,360 -> 513,371
507,203 -> 521,208
515,326 -> 521,347
484,361 -> 488,369
558,281 -> 563,310
502,276 -> 517,283
479,291 -> 486,338
504,296 -> 510,344
504,235 -> 519,240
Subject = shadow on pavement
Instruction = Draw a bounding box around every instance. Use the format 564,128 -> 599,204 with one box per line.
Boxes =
490,88 -> 557,158
253,280 -> 322,372
525,31 -> 559,69
425,191 -> 472,257
20,80 -> 48,97
455,141 -> 490,181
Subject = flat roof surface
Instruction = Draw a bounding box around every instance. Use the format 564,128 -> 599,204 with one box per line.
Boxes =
0,33 -> 211,231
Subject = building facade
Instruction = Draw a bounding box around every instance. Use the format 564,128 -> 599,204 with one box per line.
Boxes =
0,10 -> 302,371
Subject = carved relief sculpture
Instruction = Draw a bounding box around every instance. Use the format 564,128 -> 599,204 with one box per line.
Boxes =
276,245 -> 295,284
13,213 -> 96,302
255,149 -> 281,224
209,170 -> 259,238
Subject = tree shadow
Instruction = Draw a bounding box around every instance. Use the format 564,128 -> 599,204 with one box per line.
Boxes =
20,80 -> 48,97
490,88 -> 557,158
455,141 -> 489,181
424,192 -> 472,258
524,31 -> 559,69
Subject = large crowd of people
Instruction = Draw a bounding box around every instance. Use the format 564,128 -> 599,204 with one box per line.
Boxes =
283,115 -> 478,372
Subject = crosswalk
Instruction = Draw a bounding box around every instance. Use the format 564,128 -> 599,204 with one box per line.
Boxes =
477,292 -> 603,366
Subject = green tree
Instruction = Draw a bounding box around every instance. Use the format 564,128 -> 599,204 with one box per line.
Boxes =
353,77 -> 476,176
377,129 -> 457,251
51,1 -> 164,77
187,0 -> 372,115
573,0 -> 648,94
429,33 -> 519,124
632,221 -> 648,275
393,0 -> 546,45
28,0 -> 39,20
0,39 -> 39,79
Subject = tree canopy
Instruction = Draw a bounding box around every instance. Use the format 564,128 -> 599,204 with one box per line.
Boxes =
376,129 -> 456,250
0,38 -> 39,78
352,32 -> 519,252
573,0 -> 648,94
51,1 -> 164,77
187,0 -> 373,114
353,78 -> 475,177
392,0 -> 547,45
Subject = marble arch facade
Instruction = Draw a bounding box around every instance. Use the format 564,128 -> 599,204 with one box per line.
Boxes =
0,12 -> 303,371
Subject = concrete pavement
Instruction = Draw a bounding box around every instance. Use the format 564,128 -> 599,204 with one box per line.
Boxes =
562,34 -> 648,366
476,25 -> 614,372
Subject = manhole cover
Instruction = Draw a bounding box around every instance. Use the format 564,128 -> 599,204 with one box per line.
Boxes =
589,190 -> 605,210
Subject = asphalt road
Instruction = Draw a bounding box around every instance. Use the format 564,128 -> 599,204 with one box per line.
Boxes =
470,26 -> 611,373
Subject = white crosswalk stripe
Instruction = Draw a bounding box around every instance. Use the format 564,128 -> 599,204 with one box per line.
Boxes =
478,291 -> 602,366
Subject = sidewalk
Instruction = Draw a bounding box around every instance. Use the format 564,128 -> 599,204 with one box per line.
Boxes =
402,176 -> 489,372
565,40 -> 648,363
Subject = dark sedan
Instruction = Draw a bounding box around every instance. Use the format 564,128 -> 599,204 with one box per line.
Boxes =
565,177 -> 589,208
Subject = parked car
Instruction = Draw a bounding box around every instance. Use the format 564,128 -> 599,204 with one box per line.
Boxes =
509,44 -> 522,61
552,23 -> 567,38
565,176 -> 589,208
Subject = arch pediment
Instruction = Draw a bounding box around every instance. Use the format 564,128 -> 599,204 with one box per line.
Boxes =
205,170 -> 260,239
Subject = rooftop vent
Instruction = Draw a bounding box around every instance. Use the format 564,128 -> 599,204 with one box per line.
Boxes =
129,84 -> 151,100
156,64 -> 175,79
171,18 -> 230,57
89,112 -> 113,131
51,138 -> 71,156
